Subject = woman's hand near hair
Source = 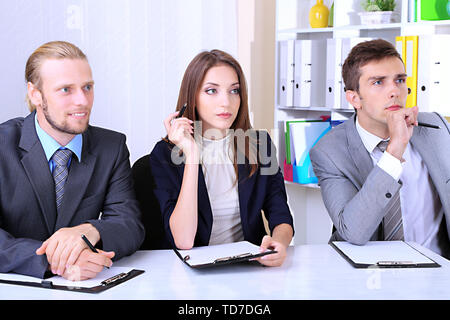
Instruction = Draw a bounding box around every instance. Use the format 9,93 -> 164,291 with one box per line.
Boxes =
163,112 -> 200,249
164,111 -> 197,160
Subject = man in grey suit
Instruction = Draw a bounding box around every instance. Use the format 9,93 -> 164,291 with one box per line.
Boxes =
310,39 -> 450,259
0,41 -> 144,279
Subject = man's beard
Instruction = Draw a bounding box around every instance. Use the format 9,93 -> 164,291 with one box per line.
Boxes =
41,94 -> 89,135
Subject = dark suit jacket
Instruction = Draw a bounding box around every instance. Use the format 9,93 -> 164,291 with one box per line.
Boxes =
149,131 -> 294,248
0,112 -> 145,278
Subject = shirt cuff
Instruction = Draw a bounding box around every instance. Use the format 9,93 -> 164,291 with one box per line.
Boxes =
377,151 -> 403,181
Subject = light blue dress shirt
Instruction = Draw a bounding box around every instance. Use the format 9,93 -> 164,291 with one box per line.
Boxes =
34,114 -> 82,173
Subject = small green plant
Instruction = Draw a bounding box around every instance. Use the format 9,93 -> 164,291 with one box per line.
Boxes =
361,0 -> 396,11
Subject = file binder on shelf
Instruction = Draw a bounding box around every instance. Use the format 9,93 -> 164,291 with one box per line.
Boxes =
293,39 -> 327,108
330,241 -> 440,269
396,36 -> 419,109
278,40 -> 295,107
174,241 -> 276,269
325,38 -> 341,110
406,36 -> 418,109
340,37 -> 373,110
417,34 -> 450,116
293,40 -> 312,108
326,37 -> 372,110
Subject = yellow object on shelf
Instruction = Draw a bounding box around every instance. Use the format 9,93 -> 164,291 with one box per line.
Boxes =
396,35 -> 418,108
309,0 -> 329,28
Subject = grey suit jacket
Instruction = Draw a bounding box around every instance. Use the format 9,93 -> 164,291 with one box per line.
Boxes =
0,112 -> 145,278
310,112 -> 450,247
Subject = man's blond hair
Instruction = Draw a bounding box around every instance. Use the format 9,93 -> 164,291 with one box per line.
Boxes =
25,41 -> 87,111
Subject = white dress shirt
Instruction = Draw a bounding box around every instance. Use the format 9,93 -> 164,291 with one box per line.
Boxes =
356,118 -> 444,255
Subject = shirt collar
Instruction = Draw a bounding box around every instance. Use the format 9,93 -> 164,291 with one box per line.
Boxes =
355,115 -> 388,154
34,113 -> 82,162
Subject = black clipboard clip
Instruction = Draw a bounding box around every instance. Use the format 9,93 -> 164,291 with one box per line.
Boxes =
174,249 -> 277,268
173,241 -> 278,269
214,252 -> 253,263
329,241 -> 441,269
376,261 -> 417,267
101,272 -> 129,286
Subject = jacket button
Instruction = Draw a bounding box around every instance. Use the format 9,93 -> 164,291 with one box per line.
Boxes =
385,193 -> 392,198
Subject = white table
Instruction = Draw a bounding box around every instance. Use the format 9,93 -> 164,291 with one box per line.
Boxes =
1,243 -> 450,300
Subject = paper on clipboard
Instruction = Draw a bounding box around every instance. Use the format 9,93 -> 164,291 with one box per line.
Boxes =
330,241 -> 440,268
175,241 -> 276,268
0,267 -> 133,288
0,267 -> 144,293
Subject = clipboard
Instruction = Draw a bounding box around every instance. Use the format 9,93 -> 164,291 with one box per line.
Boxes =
330,241 -> 441,269
0,269 -> 144,294
174,241 -> 277,269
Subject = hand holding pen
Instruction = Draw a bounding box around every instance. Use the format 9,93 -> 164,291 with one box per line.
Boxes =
417,122 -> 440,129
81,234 -> 114,270
164,103 -> 198,160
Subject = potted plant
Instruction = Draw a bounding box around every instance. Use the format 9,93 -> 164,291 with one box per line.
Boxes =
358,0 -> 397,24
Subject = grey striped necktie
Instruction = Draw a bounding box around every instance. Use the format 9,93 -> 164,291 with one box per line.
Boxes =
52,148 -> 73,211
377,140 -> 404,241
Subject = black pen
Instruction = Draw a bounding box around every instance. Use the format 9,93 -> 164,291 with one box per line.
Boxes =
81,234 -> 110,269
417,122 -> 440,129
176,103 -> 187,118
81,234 -> 98,253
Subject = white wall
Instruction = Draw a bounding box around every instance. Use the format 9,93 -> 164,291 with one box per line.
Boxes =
0,0 -> 238,163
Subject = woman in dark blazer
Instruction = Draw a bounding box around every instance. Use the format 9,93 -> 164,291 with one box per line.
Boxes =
149,49 -> 293,266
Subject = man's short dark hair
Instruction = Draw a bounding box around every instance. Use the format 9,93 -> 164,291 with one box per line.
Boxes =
342,39 -> 403,93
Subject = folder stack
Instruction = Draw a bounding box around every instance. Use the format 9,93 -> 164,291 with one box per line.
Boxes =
283,118 -> 331,184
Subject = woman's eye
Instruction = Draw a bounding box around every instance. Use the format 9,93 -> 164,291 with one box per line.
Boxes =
61,87 -> 69,93
231,88 -> 240,94
205,88 -> 216,94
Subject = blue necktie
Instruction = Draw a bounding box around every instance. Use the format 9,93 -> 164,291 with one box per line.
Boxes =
52,149 -> 72,211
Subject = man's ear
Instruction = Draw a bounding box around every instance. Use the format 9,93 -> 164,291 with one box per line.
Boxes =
345,89 -> 362,111
27,82 -> 42,108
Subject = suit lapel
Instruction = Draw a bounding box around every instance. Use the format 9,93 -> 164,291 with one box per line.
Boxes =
54,131 -> 97,230
410,126 -> 427,156
19,112 -> 57,235
410,125 -> 446,191
346,115 -> 374,186
196,165 -> 213,242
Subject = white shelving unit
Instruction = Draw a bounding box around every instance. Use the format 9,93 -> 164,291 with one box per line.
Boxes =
274,0 -> 450,245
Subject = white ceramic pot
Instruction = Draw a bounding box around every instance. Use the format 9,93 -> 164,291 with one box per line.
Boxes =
358,11 -> 396,24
